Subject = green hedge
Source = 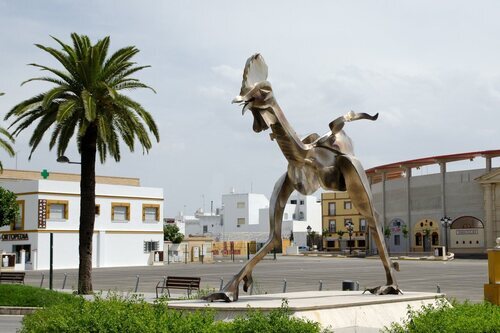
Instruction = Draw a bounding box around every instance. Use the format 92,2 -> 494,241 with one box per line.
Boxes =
383,299 -> 500,333
0,284 -> 78,307
21,295 -> 330,333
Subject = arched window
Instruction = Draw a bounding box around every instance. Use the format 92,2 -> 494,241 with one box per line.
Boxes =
450,216 -> 484,229
431,232 -> 439,246
415,232 -> 422,246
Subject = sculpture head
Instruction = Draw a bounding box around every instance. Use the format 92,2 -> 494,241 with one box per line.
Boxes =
232,54 -> 277,133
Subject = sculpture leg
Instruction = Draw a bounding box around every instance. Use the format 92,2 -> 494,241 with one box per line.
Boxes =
338,155 -> 401,295
203,172 -> 294,302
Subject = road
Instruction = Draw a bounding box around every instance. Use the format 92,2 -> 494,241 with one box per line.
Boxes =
23,256 -> 487,302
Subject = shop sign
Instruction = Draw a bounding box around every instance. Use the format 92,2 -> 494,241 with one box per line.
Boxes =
456,229 -> 478,235
1,233 -> 29,241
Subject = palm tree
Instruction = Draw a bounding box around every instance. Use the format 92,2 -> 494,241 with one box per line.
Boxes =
0,92 -> 15,171
5,34 -> 159,294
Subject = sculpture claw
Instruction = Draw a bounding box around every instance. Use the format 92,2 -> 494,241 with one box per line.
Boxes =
243,274 -> 253,292
363,285 -> 403,295
202,292 -> 233,303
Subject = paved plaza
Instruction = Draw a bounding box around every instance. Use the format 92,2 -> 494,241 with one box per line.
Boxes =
23,255 -> 487,302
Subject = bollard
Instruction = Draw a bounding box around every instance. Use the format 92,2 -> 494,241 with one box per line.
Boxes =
167,244 -> 170,265
163,276 -> 167,288
134,275 -> 140,293
342,280 -> 359,291
273,247 -> 277,260
250,283 -> 254,295
437,284 -> 441,293
247,243 -> 250,260
319,280 -> 323,291
39,273 -> 45,288
219,277 -> 224,290
185,244 -> 188,264
282,279 -> 287,293
62,273 -> 68,290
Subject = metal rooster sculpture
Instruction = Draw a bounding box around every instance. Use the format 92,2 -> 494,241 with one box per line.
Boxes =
204,54 -> 401,302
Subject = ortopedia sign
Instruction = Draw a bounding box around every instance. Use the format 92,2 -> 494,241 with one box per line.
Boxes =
1,233 -> 29,241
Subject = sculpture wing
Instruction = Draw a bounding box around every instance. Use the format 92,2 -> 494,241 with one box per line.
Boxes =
240,54 -> 268,96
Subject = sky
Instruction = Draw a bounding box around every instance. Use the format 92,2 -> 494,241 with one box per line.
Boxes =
0,1 -> 500,216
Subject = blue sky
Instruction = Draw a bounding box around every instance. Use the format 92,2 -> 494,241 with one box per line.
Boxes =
1,1 -> 500,215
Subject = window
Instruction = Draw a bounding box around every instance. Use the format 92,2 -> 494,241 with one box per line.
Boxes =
12,201 -> 25,230
203,225 -> 208,233
47,200 -> 68,220
394,234 -> 401,246
95,204 -> 100,216
328,203 -> 336,215
290,200 -> 297,204
359,219 -> 367,232
112,203 -> 130,221
299,211 -> 304,220
344,201 -> 352,210
236,202 -> 245,208
357,240 -> 366,247
237,218 -> 245,225
415,233 -> 422,246
300,200 -> 304,205
142,204 -> 160,222
347,240 -> 355,248
431,232 -> 439,246
344,218 -> 352,227
143,241 -> 159,253
327,241 -> 335,248
329,220 -> 336,233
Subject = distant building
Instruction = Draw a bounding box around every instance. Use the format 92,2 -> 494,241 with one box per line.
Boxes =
320,149 -> 500,257
321,192 -> 368,252
0,170 -> 164,270
179,190 -> 321,248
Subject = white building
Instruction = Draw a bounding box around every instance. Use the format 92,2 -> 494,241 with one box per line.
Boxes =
0,170 -> 164,270
181,190 -> 321,247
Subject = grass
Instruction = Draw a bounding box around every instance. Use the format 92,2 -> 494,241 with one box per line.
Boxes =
0,284 -> 79,307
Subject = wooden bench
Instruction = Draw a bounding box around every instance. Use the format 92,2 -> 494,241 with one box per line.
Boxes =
0,271 -> 25,284
156,276 -> 200,298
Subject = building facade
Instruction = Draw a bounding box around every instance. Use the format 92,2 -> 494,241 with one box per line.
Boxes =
321,192 -> 368,252
179,191 -> 322,249
0,170 -> 164,270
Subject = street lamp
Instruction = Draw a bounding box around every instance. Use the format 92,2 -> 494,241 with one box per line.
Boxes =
440,216 -> 452,253
306,225 -> 312,250
56,155 -> 81,164
345,221 -> 354,254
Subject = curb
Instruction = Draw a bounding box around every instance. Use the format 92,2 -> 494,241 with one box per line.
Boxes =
0,306 -> 40,315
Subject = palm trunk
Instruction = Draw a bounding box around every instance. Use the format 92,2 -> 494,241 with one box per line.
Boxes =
78,124 -> 97,294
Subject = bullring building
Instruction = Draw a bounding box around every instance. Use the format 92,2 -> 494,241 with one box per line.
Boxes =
322,149 -> 500,257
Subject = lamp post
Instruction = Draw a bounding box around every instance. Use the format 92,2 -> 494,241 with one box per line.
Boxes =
440,216 -> 452,253
306,225 -> 312,250
57,155 -> 81,165
345,221 -> 354,254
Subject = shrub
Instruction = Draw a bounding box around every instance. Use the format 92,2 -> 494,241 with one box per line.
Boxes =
383,299 -> 500,333
0,284 -> 79,307
21,296 -> 331,333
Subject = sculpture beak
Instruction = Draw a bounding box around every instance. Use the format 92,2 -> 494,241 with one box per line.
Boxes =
232,96 -> 244,104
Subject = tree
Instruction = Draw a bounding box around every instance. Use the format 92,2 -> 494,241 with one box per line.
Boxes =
384,226 -> 391,254
164,224 -> 184,243
402,224 -> 409,255
0,92 -> 15,171
6,34 -> 159,294
0,187 -> 19,227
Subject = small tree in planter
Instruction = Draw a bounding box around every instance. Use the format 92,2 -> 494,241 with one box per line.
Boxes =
384,227 -> 392,255
0,187 -> 19,228
402,224 -> 409,255
336,230 -> 345,252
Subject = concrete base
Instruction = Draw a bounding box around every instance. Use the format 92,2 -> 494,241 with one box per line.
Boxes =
167,291 -> 445,332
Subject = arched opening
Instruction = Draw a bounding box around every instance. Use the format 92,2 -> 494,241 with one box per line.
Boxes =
431,232 -> 439,246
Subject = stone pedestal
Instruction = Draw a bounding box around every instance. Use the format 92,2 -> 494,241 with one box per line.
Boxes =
484,242 -> 500,305
167,291 -> 445,332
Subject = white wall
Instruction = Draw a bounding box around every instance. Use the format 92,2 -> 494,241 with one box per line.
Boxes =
0,179 -> 164,270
